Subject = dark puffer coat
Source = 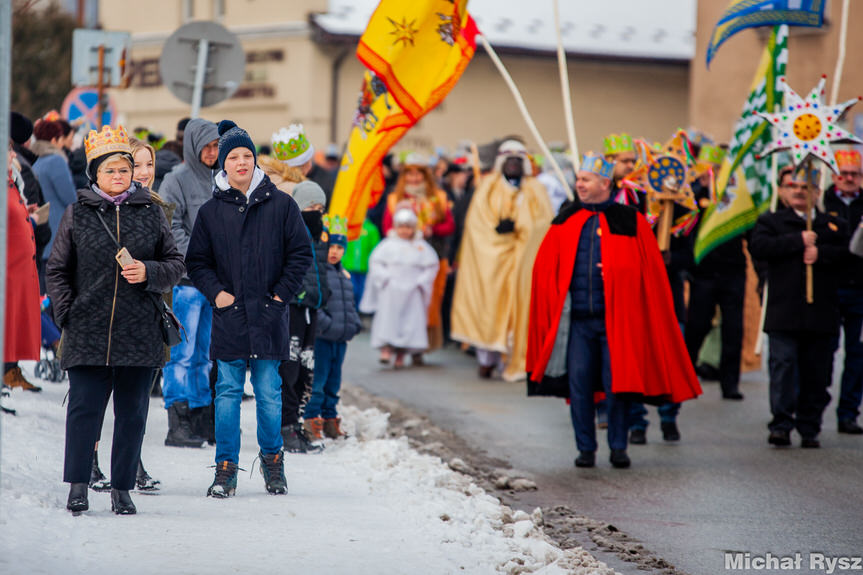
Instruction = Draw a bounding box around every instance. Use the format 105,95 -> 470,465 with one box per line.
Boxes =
185,171 -> 312,361
317,262 -> 362,343
46,184 -> 185,369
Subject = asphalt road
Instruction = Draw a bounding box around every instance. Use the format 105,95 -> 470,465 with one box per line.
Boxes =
343,333 -> 863,575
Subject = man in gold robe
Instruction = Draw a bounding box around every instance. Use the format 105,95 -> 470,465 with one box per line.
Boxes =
451,140 -> 554,379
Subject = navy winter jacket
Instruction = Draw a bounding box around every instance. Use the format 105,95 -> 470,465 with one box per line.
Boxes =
317,262 -> 363,343
185,170 -> 312,360
570,201 -> 610,318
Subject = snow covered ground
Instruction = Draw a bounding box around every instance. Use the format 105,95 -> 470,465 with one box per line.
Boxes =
0,362 -> 617,575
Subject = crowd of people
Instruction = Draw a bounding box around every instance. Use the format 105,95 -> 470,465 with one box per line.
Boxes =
4,107 -> 863,513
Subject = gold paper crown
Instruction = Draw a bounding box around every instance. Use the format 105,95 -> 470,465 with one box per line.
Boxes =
85,125 -> 131,163
603,133 -> 634,156
835,149 -> 862,170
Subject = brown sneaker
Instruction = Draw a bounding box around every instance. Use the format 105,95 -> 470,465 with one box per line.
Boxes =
323,417 -> 349,439
303,417 -> 324,441
4,366 -> 41,392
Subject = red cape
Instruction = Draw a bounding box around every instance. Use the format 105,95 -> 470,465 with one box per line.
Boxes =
526,205 -> 701,404
6,179 -> 40,362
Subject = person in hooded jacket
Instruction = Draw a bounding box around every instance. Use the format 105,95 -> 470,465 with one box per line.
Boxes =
186,120 -> 312,498
278,180 -> 331,454
159,118 -> 221,448
46,125 -> 184,515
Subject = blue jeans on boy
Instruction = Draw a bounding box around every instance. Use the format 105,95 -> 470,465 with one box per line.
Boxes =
214,359 -> 283,464
306,339 -> 347,419
163,285 -> 212,409
567,318 -> 628,452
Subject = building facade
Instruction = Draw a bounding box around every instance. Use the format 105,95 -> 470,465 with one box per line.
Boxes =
100,0 -> 692,155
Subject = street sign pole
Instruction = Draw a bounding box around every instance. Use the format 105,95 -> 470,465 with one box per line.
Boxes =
190,38 -> 209,119
0,0 -> 12,479
97,44 -> 105,129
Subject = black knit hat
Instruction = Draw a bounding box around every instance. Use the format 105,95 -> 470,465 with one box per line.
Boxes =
10,112 -> 33,145
217,119 -> 256,170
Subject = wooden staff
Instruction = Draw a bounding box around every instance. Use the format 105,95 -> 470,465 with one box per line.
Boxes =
805,158 -> 815,304
655,175 -> 680,254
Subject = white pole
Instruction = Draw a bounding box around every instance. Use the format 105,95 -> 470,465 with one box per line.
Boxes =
830,0 -> 851,107
820,0 -> 851,191
553,0 -> 579,171
0,0 -> 11,476
190,38 -> 209,119
477,34 -> 574,200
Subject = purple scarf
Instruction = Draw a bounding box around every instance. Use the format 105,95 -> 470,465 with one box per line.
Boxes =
92,184 -> 134,206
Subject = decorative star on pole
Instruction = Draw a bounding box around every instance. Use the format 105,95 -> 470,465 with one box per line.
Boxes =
756,75 -> 862,173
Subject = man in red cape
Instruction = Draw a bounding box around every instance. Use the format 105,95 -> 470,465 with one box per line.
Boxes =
526,153 -> 701,468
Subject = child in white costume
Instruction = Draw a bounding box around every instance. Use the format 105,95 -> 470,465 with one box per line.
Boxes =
360,208 -> 440,367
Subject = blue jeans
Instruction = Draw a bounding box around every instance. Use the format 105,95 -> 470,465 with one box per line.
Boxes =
306,339 -> 347,419
214,359 -> 283,464
567,318 -> 628,452
350,273 -> 366,310
627,402 -> 681,430
163,286 -> 212,409
837,288 -> 863,422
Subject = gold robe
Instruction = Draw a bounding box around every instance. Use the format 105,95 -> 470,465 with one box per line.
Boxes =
451,173 -> 553,372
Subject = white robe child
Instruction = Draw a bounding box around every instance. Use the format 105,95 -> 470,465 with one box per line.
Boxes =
360,233 -> 440,352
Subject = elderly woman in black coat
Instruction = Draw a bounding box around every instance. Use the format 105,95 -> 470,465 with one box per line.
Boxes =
47,126 -> 184,515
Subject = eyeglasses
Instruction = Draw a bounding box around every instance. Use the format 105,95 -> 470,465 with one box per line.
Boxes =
840,171 -> 863,179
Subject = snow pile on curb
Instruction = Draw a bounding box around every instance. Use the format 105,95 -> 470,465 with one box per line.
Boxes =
0,366 -> 617,575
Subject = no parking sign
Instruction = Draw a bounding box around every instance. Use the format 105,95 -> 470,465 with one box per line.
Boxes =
61,88 -> 116,131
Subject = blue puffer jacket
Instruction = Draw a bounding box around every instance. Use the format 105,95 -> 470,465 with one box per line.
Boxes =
186,169 -> 312,360
317,262 -> 363,343
570,200 -> 613,318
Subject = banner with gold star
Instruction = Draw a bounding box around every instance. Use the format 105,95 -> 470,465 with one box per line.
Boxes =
329,0 -> 478,240
356,0 -> 477,122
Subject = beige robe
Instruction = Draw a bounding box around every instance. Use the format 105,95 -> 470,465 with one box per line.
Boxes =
450,173 -> 553,375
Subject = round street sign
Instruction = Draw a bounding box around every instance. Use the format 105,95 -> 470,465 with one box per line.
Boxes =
159,21 -> 245,108
61,87 -> 116,131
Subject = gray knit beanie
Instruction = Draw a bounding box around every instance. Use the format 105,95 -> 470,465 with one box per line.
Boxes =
292,180 -> 327,210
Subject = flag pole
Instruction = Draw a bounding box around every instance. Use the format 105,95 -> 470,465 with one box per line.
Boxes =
755,104 -> 782,356
553,0 -> 579,171
477,34 -> 574,200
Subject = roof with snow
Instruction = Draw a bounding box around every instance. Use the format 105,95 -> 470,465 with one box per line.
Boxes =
311,0 -> 696,62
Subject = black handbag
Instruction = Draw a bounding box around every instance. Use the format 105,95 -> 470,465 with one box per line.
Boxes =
95,209 -> 185,347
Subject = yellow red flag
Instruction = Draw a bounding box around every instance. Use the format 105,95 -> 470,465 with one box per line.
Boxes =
329,0 -> 477,240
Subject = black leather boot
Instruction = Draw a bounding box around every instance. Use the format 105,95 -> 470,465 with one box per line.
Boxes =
165,401 -> 205,448
67,483 -> 89,514
135,459 -> 160,491
111,489 -> 137,515
89,451 -> 111,491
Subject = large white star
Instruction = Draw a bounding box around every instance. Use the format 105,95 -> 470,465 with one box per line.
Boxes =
757,75 -> 862,174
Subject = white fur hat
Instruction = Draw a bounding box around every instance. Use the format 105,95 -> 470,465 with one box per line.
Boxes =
493,139 -> 532,174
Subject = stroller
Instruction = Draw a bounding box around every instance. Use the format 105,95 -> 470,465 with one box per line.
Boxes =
34,297 -> 65,383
